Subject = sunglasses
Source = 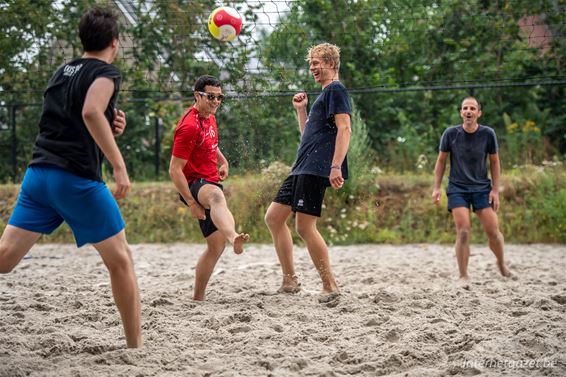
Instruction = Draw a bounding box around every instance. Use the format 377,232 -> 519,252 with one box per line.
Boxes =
198,91 -> 225,101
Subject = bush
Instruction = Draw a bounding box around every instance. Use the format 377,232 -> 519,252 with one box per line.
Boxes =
1,167 -> 564,244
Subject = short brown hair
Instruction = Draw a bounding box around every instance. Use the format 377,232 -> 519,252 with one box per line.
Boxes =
306,43 -> 341,71
461,96 -> 481,110
79,7 -> 119,52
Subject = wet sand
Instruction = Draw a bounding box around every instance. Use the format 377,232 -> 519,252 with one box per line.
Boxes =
1,243 -> 565,376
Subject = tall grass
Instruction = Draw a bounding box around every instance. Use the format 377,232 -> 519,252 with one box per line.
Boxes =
1,166 -> 564,244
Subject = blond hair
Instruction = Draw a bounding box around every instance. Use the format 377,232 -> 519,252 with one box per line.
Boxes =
306,43 -> 341,72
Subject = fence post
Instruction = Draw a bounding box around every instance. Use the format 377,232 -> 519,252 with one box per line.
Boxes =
11,105 -> 17,183
155,116 -> 162,179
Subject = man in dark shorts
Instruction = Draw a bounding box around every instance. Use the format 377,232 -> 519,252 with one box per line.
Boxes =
264,43 -> 351,300
432,97 -> 511,283
169,75 -> 250,301
0,8 -> 142,347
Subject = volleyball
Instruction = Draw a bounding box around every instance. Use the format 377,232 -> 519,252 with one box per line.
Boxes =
208,6 -> 243,42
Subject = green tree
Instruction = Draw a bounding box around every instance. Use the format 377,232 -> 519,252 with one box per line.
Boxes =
259,0 -> 566,169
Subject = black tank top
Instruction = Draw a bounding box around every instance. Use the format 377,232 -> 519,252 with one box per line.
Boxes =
29,58 -> 121,181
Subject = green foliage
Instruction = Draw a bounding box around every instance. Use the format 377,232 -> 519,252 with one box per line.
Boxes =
0,0 -> 565,182
2,168 -> 564,244
499,165 -> 566,243
260,0 -> 566,170
344,100 -> 376,193
501,113 -> 553,167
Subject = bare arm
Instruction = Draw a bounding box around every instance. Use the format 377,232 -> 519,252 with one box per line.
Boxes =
292,92 -> 308,135
168,156 -> 206,220
217,148 -> 229,180
489,153 -> 501,211
329,113 -> 352,190
432,151 -> 449,204
82,77 -> 129,199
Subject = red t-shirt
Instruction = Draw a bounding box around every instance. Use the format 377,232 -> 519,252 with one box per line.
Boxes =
172,106 -> 219,184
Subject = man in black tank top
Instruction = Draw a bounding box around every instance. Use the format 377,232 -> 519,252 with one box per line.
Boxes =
0,8 -> 142,348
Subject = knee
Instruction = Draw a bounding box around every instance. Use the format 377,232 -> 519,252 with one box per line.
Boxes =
105,245 -> 134,273
456,227 -> 471,242
295,222 -> 312,240
263,211 -> 278,229
264,211 -> 281,230
208,191 -> 226,207
485,228 -> 501,241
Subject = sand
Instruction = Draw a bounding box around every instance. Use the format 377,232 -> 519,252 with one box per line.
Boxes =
0,243 -> 565,376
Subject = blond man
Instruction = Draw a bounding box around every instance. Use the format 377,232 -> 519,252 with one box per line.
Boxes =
265,43 -> 351,300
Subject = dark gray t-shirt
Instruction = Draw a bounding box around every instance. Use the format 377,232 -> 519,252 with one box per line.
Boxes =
439,124 -> 498,193
291,81 -> 351,180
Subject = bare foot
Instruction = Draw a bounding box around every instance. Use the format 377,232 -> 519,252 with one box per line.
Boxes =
318,290 -> 340,303
277,275 -> 301,294
457,276 -> 470,290
232,233 -> 250,255
497,261 -> 512,277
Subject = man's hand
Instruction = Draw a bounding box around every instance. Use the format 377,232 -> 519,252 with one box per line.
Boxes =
218,163 -> 229,181
113,166 -> 131,199
112,109 -> 126,136
489,190 -> 500,212
329,167 -> 344,190
292,92 -> 308,110
432,188 -> 441,205
189,202 -> 206,220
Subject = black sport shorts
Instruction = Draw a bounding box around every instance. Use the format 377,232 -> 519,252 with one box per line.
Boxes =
273,174 -> 329,217
179,178 -> 223,238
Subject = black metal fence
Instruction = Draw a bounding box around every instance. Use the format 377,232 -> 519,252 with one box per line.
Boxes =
2,79 -> 565,183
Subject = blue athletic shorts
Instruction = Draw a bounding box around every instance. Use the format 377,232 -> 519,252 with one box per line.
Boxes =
447,191 -> 491,212
8,165 -> 125,247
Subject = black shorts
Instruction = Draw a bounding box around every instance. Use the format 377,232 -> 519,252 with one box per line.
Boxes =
179,178 -> 223,238
447,191 -> 491,212
273,174 -> 329,217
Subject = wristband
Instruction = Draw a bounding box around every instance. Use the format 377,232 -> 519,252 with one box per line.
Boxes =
331,165 -> 341,170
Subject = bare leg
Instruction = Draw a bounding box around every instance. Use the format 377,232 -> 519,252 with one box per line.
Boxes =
295,212 -> 339,295
265,202 -> 300,293
0,225 -> 41,273
193,231 -> 226,301
198,185 -> 249,254
451,207 -> 472,281
94,230 -> 142,348
476,208 -> 511,277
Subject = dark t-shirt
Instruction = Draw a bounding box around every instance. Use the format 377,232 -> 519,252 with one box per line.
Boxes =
439,124 -> 498,193
29,58 -> 121,181
291,81 -> 352,180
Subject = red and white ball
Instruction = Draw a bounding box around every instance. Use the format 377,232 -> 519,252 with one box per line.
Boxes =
208,6 -> 242,42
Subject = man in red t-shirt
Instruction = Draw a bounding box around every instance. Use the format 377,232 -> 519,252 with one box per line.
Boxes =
169,75 -> 249,301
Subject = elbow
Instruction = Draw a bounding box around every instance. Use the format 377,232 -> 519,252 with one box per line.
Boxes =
168,166 -> 176,179
82,106 -> 99,123
168,163 -> 180,180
